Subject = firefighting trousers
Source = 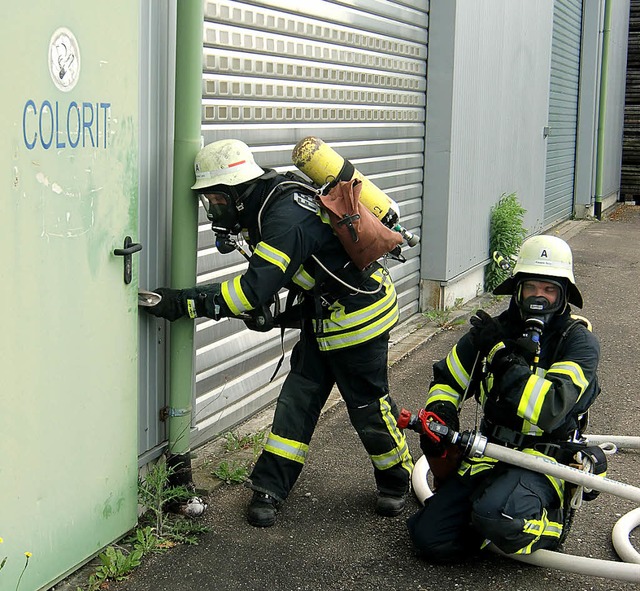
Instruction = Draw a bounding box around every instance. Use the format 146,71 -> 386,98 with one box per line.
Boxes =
407,463 -> 564,562
248,327 -> 413,502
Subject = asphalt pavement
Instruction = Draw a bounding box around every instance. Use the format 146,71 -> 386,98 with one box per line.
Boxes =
59,204 -> 640,591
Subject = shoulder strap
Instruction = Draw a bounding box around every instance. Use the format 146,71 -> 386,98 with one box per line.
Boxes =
549,315 -> 590,365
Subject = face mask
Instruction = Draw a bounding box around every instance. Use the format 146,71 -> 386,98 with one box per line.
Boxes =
516,277 -> 566,337
199,189 -> 240,234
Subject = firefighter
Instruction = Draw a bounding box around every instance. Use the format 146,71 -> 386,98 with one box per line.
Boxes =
146,139 -> 413,527
407,235 -> 601,561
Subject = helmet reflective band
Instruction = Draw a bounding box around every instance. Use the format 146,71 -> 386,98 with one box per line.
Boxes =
191,139 -> 264,191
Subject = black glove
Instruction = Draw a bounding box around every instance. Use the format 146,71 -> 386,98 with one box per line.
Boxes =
145,285 -> 222,322
419,402 -> 460,458
144,287 -> 190,321
469,309 -> 505,358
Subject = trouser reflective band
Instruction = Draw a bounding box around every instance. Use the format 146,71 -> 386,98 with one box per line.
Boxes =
516,509 -> 563,555
264,433 -> 309,464
371,440 -> 412,471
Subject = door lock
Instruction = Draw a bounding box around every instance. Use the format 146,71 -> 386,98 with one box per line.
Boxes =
113,236 -> 142,284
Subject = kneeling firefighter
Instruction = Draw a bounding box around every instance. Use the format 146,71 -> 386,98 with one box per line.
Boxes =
406,235 -> 602,561
146,139 -> 414,527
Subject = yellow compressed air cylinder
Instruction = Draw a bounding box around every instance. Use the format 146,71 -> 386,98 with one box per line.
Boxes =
291,136 -> 400,228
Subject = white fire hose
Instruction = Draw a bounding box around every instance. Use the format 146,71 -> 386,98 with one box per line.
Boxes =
411,433 -> 640,583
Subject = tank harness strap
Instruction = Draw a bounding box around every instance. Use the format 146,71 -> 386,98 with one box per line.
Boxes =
323,158 -> 355,193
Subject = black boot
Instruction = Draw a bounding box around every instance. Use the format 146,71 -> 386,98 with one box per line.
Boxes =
247,492 -> 279,527
375,493 -> 406,517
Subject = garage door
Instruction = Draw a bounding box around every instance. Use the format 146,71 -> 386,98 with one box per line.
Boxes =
545,0 -> 583,225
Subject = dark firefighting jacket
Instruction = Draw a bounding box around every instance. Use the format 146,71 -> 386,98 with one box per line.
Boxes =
214,172 -> 399,351
425,300 -> 601,444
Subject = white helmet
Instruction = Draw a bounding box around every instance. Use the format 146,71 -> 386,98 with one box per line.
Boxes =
494,235 -> 583,308
191,139 -> 264,190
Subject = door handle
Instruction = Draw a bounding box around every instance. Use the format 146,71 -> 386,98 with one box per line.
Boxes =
113,236 -> 142,285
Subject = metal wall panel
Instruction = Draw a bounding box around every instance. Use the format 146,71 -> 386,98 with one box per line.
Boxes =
138,0 -> 176,461
423,0 -> 553,282
544,0 -> 583,226
192,0 -> 428,447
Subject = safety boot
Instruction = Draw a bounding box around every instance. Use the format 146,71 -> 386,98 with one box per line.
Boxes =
375,493 -> 406,517
247,492 -> 279,527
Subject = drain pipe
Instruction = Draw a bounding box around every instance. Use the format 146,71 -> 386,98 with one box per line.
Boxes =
411,434 -> 640,582
166,0 -> 203,487
594,0 -> 612,220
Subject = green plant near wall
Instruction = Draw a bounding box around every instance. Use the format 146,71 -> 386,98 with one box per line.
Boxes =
74,461 -> 210,590
485,192 -> 527,292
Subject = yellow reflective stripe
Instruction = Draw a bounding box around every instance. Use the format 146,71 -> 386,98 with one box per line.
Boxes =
487,341 -> 506,364
264,433 -> 308,465
186,298 -> 198,319
254,241 -> 290,273
316,302 -> 398,350
445,344 -> 470,391
221,275 -> 253,315
320,273 -> 395,334
517,375 -> 552,425
457,456 -> 498,477
370,396 -> 414,473
426,384 -> 462,407
522,419 -> 544,437
546,361 -> 589,401
291,265 -> 315,290
516,509 -> 563,555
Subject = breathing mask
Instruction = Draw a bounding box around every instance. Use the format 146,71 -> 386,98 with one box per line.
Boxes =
199,186 -> 242,235
516,277 -> 566,349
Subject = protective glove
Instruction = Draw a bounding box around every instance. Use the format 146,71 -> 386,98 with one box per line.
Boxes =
469,309 -> 505,358
144,287 -> 190,321
145,285 -> 222,322
419,402 -> 460,458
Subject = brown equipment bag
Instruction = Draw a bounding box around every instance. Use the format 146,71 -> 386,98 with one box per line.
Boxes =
318,179 -> 403,270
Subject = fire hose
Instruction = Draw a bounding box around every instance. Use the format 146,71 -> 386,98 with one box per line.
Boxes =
398,409 -> 640,583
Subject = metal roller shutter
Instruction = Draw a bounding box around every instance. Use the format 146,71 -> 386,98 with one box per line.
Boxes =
192,0 -> 428,446
544,0 -> 583,225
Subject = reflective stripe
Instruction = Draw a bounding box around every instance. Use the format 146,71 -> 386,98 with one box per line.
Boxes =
458,456 -> 498,477
186,298 -> 198,319
315,275 -> 399,350
426,384 -> 462,408
445,345 -> 470,391
517,375 -> 551,424
221,275 -> 253,315
264,433 -> 308,465
370,396 -> 414,473
546,361 -> 589,401
522,419 -> 544,437
254,241 -> 290,273
516,509 -> 563,555
316,302 -> 398,350
291,265 -> 315,290
487,341 -> 506,364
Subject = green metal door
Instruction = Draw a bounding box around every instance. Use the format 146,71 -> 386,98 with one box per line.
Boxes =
0,3 -> 139,589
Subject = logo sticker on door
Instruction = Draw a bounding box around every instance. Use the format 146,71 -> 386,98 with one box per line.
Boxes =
49,27 -> 81,92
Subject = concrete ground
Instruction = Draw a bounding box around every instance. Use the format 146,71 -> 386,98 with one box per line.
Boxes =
58,204 -> 640,591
